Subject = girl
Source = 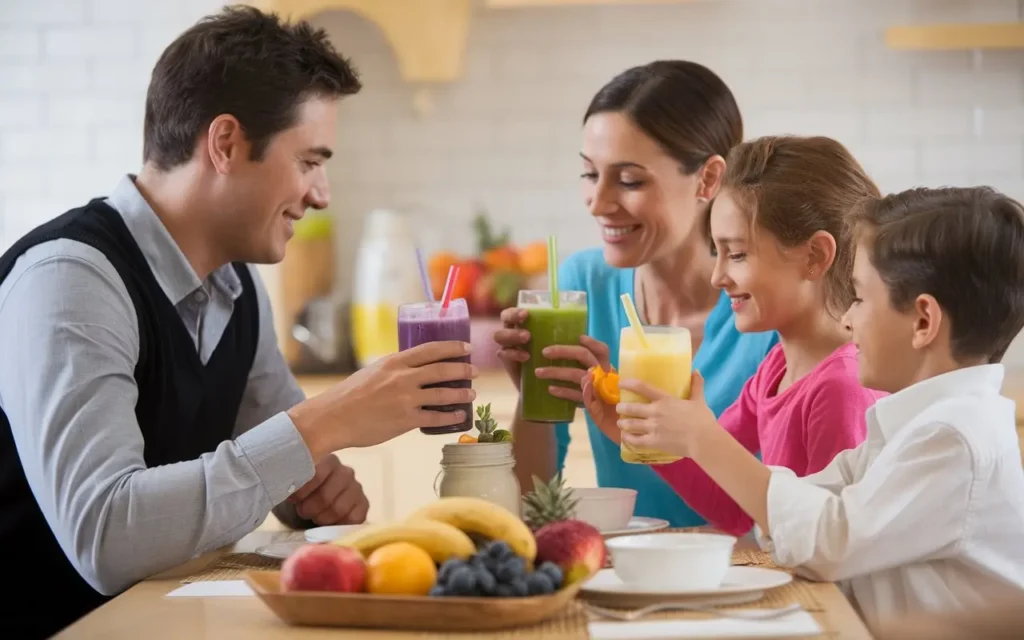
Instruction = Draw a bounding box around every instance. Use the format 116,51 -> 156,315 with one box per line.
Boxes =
583,135 -> 885,536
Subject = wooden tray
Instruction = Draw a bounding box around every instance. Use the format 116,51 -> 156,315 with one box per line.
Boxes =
243,570 -> 585,631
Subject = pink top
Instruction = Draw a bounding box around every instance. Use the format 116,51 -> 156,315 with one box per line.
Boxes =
654,343 -> 884,536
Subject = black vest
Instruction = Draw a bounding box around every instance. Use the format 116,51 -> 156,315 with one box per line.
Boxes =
0,199 -> 259,638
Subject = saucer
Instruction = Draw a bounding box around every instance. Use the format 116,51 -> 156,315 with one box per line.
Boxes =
580,567 -> 793,607
602,517 -> 670,537
303,524 -> 366,544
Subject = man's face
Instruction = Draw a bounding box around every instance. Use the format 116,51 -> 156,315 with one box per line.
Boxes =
226,97 -> 337,264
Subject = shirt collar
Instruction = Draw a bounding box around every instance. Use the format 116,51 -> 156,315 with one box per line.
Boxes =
105,174 -> 243,305
869,364 -> 1006,440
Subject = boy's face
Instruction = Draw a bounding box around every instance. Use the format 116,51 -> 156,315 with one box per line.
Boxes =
845,243 -> 918,393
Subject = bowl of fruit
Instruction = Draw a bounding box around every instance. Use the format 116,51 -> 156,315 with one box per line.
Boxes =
244,494 -> 608,632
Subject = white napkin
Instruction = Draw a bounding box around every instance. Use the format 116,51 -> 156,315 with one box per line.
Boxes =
165,580 -> 254,597
588,609 -> 821,639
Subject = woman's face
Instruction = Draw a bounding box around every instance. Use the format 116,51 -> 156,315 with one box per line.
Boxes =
580,112 -> 713,268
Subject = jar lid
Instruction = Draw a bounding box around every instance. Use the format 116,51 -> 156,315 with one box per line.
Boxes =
440,441 -> 514,467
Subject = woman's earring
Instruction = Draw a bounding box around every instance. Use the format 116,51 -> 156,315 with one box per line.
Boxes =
809,268 -> 816,276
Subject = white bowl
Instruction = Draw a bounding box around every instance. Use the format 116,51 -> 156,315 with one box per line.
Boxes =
570,487 -> 637,532
606,532 -> 737,591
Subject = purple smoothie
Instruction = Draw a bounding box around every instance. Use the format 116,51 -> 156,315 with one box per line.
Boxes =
397,298 -> 472,435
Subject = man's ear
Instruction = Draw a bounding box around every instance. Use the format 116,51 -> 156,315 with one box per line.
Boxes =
206,114 -> 249,175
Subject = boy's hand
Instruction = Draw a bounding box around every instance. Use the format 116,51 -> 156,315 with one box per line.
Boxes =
616,371 -> 717,457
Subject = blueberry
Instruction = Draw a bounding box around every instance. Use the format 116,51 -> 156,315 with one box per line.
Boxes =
509,577 -> 529,597
438,558 -> 463,584
487,541 -> 513,559
448,566 -> 477,596
526,571 -> 555,596
476,566 -> 497,595
538,562 -> 564,588
496,556 -> 526,583
429,584 -> 448,597
494,583 -> 515,598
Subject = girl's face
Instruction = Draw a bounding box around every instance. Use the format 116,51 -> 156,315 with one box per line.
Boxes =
580,112 -> 720,268
709,190 -> 823,334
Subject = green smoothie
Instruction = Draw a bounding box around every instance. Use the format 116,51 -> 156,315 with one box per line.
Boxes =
518,290 -> 588,423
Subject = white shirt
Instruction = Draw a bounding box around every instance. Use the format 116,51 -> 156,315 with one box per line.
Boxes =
758,364 -> 1024,633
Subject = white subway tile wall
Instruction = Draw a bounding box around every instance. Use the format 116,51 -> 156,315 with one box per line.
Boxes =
1,0 -> 1023,361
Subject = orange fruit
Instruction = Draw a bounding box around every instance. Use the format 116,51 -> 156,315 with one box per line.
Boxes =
482,246 -> 520,272
458,434 -> 478,444
589,366 -> 620,404
518,241 -> 548,276
365,542 -> 437,596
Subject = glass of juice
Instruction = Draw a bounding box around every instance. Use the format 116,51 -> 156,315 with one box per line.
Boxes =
518,290 -> 588,423
618,325 -> 692,464
397,298 -> 472,435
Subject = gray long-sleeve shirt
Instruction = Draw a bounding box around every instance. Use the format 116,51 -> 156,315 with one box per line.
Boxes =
0,174 -> 316,596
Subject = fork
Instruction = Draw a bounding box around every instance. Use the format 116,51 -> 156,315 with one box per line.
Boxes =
586,601 -> 803,622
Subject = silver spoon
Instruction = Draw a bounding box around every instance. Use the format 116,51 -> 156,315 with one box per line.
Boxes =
586,601 -> 804,622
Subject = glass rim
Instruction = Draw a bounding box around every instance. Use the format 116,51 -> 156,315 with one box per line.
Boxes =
399,298 -> 468,310
619,325 -> 690,334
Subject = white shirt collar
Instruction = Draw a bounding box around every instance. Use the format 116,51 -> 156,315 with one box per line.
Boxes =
869,364 -> 1006,440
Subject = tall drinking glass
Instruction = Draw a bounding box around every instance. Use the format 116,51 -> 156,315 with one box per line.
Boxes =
518,290 -> 588,423
397,298 -> 472,435
618,326 -> 692,464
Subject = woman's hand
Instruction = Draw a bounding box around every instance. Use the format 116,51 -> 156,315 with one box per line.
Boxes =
616,371 -> 717,457
537,335 -> 613,404
493,307 -> 530,390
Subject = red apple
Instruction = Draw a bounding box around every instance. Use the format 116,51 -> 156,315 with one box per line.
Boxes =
534,520 -> 607,585
280,543 -> 366,593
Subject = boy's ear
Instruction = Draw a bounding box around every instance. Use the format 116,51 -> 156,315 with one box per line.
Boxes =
805,230 -> 837,279
910,294 -> 944,351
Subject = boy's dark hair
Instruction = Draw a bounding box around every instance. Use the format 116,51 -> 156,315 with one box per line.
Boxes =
711,135 -> 881,320
584,60 -> 743,175
852,186 -> 1024,364
143,4 -> 361,171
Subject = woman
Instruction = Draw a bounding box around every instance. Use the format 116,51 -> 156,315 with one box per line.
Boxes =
494,60 -> 778,527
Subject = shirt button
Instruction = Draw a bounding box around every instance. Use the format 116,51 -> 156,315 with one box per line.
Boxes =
193,290 -> 207,304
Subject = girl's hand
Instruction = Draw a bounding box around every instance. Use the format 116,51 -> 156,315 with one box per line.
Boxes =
536,335 -> 612,404
582,366 -> 621,444
616,371 -> 717,457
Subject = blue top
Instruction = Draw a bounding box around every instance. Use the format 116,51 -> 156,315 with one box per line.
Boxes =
554,248 -> 778,527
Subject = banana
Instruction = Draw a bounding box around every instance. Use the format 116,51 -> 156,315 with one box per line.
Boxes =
408,497 -> 537,562
330,519 -> 475,563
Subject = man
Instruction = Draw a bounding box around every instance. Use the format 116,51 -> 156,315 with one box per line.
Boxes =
0,6 -> 475,638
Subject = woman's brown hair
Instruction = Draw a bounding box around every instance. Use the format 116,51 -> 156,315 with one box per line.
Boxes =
715,135 -> 881,319
584,60 -> 743,174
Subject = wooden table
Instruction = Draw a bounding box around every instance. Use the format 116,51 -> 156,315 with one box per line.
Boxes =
56,529 -> 875,639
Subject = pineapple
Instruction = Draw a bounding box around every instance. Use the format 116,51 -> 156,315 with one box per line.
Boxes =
522,473 -> 580,530
474,403 -> 512,443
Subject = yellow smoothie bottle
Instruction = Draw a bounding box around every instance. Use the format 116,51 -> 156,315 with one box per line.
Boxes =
618,325 -> 693,465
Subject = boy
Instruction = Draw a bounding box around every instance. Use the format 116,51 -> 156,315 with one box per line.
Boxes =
616,186 -> 1024,632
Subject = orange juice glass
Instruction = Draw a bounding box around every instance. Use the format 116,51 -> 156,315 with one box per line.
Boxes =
618,326 -> 692,464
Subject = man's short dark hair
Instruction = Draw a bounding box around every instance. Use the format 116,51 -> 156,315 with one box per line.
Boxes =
143,4 -> 361,170
852,186 -> 1024,364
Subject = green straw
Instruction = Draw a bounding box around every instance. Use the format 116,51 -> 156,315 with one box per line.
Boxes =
548,235 -> 559,309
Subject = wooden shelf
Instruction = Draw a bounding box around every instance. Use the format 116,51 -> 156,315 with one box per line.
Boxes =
250,0 -> 472,82
885,23 -> 1024,50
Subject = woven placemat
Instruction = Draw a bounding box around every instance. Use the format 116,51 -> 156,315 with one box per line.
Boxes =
181,552 -> 282,583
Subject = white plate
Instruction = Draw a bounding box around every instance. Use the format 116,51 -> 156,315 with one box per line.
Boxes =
303,524 -> 366,544
254,541 -> 304,560
582,566 -> 793,597
601,517 -> 670,536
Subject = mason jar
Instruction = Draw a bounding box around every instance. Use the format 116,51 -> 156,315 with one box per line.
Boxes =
435,441 -> 521,516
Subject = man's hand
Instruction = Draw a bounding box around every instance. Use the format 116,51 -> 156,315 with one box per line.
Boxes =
288,455 -> 369,526
288,340 -> 477,460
